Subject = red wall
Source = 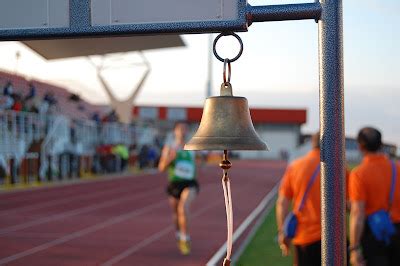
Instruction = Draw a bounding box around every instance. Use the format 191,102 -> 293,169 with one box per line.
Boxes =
133,106 -> 306,125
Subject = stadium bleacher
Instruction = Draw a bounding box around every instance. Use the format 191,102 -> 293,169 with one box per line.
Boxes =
0,70 -> 105,120
0,70 -> 156,187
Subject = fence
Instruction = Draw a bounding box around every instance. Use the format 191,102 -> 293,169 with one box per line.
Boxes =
0,110 -> 148,187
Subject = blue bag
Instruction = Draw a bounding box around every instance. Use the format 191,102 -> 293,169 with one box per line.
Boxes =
283,212 -> 298,238
367,160 -> 397,245
283,165 -> 320,239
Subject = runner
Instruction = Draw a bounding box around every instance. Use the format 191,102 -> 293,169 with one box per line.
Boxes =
158,121 -> 199,255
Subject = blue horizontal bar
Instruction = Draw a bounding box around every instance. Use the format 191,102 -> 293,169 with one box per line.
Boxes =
248,2 -> 322,23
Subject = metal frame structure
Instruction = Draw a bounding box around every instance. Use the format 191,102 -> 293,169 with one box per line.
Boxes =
87,52 -> 151,124
0,0 -> 345,265
4,1 -> 324,40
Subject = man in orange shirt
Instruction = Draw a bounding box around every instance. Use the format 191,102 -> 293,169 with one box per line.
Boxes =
276,132 -> 322,266
349,127 -> 400,266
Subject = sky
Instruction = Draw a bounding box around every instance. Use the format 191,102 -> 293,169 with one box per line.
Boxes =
0,0 -> 399,146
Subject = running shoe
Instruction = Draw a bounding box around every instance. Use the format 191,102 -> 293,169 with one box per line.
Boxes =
178,239 -> 191,255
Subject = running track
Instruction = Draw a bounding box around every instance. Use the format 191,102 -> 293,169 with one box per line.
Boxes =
0,160 -> 285,266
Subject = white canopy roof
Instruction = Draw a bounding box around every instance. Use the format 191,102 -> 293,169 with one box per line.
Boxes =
22,35 -> 185,60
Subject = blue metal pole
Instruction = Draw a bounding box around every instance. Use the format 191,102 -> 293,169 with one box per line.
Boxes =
318,0 -> 346,265
249,3 -> 321,23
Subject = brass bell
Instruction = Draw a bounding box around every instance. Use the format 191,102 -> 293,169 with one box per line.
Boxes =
184,82 -> 269,151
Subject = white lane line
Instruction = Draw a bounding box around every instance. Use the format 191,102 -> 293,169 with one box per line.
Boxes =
0,173 -> 158,216
102,182 -> 255,266
0,201 -> 166,265
102,227 -> 174,266
0,184 -> 136,216
205,184 -> 279,266
0,188 -> 160,236
101,197 -> 221,266
0,171 -> 158,206
1,232 -> 66,239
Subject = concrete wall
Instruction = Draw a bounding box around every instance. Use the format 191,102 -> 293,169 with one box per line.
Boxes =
237,124 -> 301,160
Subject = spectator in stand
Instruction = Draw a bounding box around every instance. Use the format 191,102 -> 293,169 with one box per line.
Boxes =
112,144 -> 129,171
101,110 -> 119,123
39,102 -> 48,114
39,91 -> 57,115
39,95 -> 49,114
77,104 -> 85,111
91,112 -> 101,124
24,83 -> 41,113
11,93 -> 23,112
0,96 -> 13,111
64,120 -> 80,178
44,91 -> 56,105
69,93 -> 80,102
0,85 -> 14,111
43,91 -> 57,114
96,144 -> 115,173
107,110 -> 118,123
70,120 -> 77,144
91,112 -> 102,135
3,81 -> 13,96
0,156 -> 7,182
148,145 -> 158,167
0,82 -> 14,111
25,83 -> 35,101
2,81 -> 24,112
138,145 -> 150,169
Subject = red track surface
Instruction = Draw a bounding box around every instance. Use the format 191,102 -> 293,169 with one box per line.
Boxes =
0,161 -> 285,266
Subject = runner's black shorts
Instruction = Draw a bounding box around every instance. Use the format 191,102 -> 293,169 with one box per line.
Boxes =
166,180 -> 199,199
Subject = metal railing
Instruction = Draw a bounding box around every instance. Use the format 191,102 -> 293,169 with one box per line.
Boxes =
1,110 -> 151,185
39,115 -> 69,180
0,110 -> 45,154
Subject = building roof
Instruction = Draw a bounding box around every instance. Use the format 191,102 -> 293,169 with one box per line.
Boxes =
133,106 -> 307,125
22,35 -> 185,60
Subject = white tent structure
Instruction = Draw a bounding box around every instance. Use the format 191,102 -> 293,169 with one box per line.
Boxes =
22,35 -> 185,123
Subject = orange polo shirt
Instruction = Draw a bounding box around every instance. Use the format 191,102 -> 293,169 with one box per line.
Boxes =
279,149 -> 350,245
279,149 -> 321,245
349,154 -> 400,223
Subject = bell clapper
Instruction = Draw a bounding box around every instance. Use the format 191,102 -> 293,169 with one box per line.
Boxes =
220,150 -> 233,266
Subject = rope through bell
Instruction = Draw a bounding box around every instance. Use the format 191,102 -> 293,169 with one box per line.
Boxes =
220,150 -> 233,266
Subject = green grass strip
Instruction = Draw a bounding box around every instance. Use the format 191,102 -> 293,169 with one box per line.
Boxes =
236,206 -> 292,266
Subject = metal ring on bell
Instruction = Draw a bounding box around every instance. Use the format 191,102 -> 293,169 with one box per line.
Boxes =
213,32 -> 244,63
223,59 -> 231,84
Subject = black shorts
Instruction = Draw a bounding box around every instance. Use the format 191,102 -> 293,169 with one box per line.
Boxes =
295,240 -> 350,266
361,222 -> 400,266
294,241 -> 321,266
166,180 -> 199,199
